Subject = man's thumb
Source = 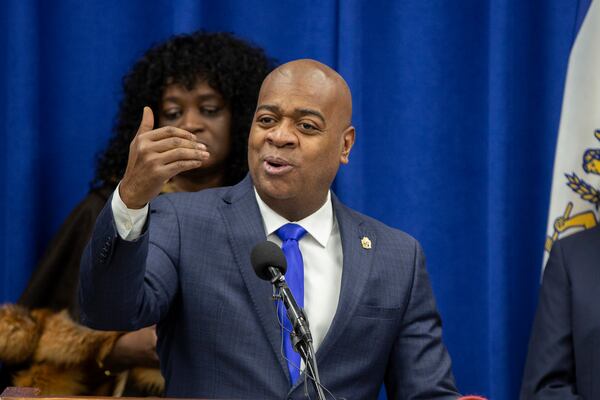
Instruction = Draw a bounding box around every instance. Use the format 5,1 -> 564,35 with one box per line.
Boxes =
137,106 -> 155,134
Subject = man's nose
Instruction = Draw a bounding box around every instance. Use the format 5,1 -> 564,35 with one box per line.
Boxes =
180,110 -> 205,133
266,120 -> 297,147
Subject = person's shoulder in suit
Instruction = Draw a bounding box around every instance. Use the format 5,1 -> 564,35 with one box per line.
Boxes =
520,225 -> 600,399
150,183 -> 238,216
555,224 -> 600,253
334,196 -> 420,251
551,224 -> 600,279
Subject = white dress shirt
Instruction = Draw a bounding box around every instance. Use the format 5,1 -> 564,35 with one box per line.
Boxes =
111,183 -> 149,240
111,184 -> 343,352
253,189 -> 343,352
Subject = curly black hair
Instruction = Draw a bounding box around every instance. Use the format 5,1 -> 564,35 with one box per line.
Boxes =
92,31 -> 273,189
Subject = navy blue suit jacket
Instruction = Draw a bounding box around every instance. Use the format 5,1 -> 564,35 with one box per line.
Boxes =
521,226 -> 600,399
79,176 -> 458,399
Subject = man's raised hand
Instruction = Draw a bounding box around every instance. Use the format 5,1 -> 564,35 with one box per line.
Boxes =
119,107 -> 209,209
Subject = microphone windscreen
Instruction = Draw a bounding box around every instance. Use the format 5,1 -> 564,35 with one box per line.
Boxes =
251,241 -> 287,280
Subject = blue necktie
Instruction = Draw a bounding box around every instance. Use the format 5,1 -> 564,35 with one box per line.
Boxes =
276,223 -> 308,385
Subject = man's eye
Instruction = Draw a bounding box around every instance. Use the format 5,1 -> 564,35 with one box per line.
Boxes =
258,116 -> 276,125
299,122 -> 318,132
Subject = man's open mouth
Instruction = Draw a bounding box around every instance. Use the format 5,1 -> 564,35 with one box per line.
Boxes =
263,156 -> 294,175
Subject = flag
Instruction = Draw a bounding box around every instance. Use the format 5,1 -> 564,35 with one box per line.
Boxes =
544,0 -> 600,267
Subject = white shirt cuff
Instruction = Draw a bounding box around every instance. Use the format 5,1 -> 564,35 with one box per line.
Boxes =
111,182 -> 149,241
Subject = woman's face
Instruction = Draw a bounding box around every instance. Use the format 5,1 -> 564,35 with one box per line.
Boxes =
158,80 -> 232,179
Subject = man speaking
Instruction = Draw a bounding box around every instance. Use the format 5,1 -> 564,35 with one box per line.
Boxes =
79,59 -> 460,399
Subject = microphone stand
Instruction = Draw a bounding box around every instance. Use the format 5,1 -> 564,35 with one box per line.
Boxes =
268,267 -> 327,400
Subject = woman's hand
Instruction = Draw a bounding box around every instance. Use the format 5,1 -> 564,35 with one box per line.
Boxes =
104,325 -> 160,371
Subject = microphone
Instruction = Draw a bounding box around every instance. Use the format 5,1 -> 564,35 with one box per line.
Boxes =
251,241 -> 326,400
251,240 -> 287,279
250,241 -> 312,347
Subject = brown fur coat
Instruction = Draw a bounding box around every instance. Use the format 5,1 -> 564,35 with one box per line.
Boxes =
0,304 -> 163,396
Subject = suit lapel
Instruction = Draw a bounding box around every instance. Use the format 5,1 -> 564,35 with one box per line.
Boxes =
220,180 -> 375,389
312,194 -> 375,365
217,176 -> 290,380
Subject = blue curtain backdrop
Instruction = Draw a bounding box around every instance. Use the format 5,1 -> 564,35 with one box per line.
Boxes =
0,0 -> 588,398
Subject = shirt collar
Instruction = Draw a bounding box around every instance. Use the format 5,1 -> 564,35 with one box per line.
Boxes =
253,188 -> 334,248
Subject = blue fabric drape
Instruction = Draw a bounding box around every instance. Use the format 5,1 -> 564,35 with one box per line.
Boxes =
0,1 -> 583,398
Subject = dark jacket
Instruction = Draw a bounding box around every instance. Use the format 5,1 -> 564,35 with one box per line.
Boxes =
521,226 -> 600,399
79,175 -> 459,399
19,187 -> 112,317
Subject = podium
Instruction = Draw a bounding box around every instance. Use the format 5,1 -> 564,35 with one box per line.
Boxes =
0,388 -> 208,400
1,388 -> 41,398
2,387 -> 487,400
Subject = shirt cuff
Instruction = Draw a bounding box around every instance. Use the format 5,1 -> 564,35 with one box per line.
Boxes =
111,182 -> 149,241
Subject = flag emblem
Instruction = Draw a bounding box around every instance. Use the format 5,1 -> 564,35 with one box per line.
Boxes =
543,1 -> 600,266
546,129 -> 600,253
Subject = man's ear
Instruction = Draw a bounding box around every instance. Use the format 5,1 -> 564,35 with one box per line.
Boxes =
340,126 -> 355,164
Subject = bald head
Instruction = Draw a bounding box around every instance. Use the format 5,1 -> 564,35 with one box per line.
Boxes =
261,59 -> 353,127
248,58 -> 356,221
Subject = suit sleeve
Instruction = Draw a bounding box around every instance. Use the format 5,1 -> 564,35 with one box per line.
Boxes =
385,240 -> 459,399
519,241 -> 582,400
79,194 -> 180,331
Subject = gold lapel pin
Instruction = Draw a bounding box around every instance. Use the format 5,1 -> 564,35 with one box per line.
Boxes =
361,236 -> 372,249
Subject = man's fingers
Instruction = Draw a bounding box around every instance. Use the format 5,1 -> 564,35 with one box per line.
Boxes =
140,148 -> 209,180
136,106 -> 155,136
154,147 -> 209,165
148,126 -> 202,145
163,159 -> 206,177
149,136 -> 207,153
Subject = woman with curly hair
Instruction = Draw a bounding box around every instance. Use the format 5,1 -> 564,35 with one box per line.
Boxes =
1,31 -> 272,396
